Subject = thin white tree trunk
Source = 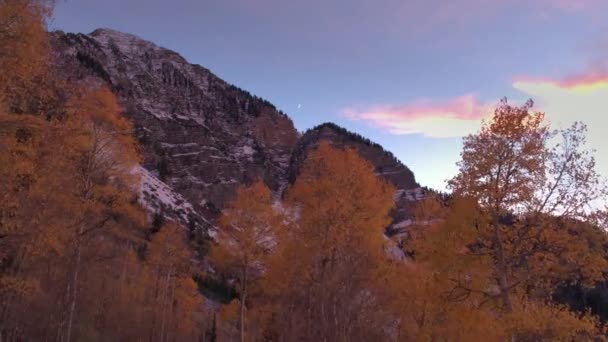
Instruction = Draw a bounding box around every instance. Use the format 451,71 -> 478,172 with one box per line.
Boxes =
239,263 -> 248,342
65,239 -> 83,342
159,267 -> 172,342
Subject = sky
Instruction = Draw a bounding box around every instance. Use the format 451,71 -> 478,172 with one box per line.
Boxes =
51,0 -> 608,191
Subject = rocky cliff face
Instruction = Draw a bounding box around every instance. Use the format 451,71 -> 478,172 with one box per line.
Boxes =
52,28 -> 423,234
53,28 -> 299,230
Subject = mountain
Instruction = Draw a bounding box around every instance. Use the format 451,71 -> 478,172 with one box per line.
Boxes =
51,28 -> 424,234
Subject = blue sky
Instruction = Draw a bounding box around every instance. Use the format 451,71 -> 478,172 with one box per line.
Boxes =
51,0 -> 608,190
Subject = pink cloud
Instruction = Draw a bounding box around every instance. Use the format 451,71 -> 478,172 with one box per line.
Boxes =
343,94 -> 491,138
514,67 -> 608,89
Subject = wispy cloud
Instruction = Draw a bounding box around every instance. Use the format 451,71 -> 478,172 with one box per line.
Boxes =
512,73 -> 608,126
342,70 -> 608,185
342,94 -> 491,138
513,72 -> 608,177
344,60 -> 608,139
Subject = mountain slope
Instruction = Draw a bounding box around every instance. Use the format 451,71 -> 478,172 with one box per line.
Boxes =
52,28 -> 423,233
53,28 -> 299,229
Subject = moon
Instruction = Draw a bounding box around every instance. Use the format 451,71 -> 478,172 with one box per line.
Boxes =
297,104 -> 302,109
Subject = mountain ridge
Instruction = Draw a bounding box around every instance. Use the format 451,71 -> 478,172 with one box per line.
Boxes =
51,27 -> 423,234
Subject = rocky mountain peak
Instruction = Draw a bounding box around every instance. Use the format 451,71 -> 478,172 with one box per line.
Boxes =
53,28 -> 422,235
90,27 -> 143,39
290,122 -> 418,188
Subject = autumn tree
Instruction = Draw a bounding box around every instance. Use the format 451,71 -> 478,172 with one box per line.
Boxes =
0,2 -> 209,340
403,195 -> 601,341
0,0 -> 49,89
210,181 -> 280,342
51,86 -> 141,341
396,99 -> 608,339
0,84 -> 147,340
1,3 -> 145,338
262,141 -> 395,341
0,20 -> 78,332
59,221 -> 205,341
0,0 -> 65,117
145,223 -> 203,341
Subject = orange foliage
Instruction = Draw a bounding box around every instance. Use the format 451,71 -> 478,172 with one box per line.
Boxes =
2,1 -> 607,340
262,141 -> 396,341
210,180 -> 281,342
0,3 -> 206,339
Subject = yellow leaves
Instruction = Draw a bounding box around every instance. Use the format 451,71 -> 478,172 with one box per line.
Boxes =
385,254 -> 603,341
71,87 -> 122,123
406,191 -> 607,339
219,299 -> 241,324
0,0 -> 51,111
523,218 -> 608,291
450,99 -> 549,211
148,223 -> 192,275
411,195 -> 448,223
286,141 -> 395,265
0,275 -> 37,298
411,197 -> 492,285
382,262 -> 504,341
505,299 -> 599,341
210,181 -> 281,341
0,17 -> 153,337
0,2 -> 206,339
66,86 -> 140,172
255,142 -> 399,340
286,141 -> 394,256
211,180 -> 279,276
436,97 -> 608,330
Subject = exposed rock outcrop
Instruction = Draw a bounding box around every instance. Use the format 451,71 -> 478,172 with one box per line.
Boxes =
52,28 -> 424,234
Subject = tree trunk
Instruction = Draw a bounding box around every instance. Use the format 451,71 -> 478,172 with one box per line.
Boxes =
66,238 -> 83,342
159,267 -> 172,342
149,266 -> 162,342
239,263 -> 248,342
493,217 -> 513,312
115,244 -> 130,339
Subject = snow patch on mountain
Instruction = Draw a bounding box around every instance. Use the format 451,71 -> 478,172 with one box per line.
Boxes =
134,166 -> 216,232
394,187 -> 426,202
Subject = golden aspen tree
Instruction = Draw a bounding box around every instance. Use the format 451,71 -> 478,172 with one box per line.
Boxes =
210,181 -> 280,342
147,223 -> 203,342
0,2 -> 206,341
0,0 -> 56,114
390,99 -> 608,340
0,3 -> 60,317
447,99 -> 608,311
57,86 -> 142,342
381,263 -> 505,341
0,6 -> 82,338
401,194 -> 602,341
381,197 -> 501,341
264,141 -> 395,341
0,86 -> 142,341
0,41 -> 133,342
